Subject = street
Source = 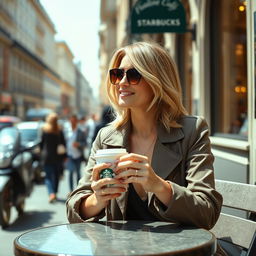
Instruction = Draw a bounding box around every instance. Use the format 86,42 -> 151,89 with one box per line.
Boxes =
0,170 -> 71,256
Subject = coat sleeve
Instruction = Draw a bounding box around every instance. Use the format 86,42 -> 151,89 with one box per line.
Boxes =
150,117 -> 223,229
66,128 -> 105,223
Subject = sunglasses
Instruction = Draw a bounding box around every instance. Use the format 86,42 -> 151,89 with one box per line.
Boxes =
109,68 -> 142,85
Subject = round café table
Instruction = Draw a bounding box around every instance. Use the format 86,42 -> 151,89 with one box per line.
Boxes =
14,220 -> 217,256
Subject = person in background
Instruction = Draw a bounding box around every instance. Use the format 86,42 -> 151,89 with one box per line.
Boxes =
83,113 -> 97,160
77,114 -> 89,163
91,105 -> 114,143
40,112 -> 66,203
66,114 -> 87,192
78,115 -> 87,133
66,41 -> 224,255
85,114 -> 97,149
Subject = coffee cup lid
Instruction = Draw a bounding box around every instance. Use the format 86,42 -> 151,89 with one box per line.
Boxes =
95,148 -> 127,157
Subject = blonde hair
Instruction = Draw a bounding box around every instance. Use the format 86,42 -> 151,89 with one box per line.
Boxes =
106,41 -> 187,131
43,112 -> 60,133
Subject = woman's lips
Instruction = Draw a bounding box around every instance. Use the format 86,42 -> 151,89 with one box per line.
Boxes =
119,91 -> 134,97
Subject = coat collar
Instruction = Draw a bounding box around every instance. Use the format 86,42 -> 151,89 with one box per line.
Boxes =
102,121 -> 184,145
102,121 -> 131,149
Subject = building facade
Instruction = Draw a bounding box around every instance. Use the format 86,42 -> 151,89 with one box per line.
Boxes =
0,0 -> 58,117
0,0 -> 94,119
99,0 -> 256,185
55,41 -> 76,117
75,63 -> 94,116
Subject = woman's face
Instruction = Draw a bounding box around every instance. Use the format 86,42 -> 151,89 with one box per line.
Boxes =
115,55 -> 154,111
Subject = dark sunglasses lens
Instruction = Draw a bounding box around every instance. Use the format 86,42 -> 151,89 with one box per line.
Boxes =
110,69 -> 124,85
127,68 -> 142,85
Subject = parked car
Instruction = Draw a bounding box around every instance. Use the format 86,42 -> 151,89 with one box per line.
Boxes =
25,108 -> 53,121
0,126 -> 35,228
16,121 -> 44,183
0,115 -> 21,129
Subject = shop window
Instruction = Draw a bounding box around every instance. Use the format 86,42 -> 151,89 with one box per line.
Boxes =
210,0 -> 247,139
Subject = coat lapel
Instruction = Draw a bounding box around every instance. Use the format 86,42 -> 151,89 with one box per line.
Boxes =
102,122 -> 131,149
151,124 -> 184,179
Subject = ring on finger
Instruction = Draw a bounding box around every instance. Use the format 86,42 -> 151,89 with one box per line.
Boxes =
136,169 -> 138,176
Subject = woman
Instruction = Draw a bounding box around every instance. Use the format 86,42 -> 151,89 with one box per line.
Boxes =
66,41 -> 222,230
41,112 -> 66,203
66,114 -> 87,192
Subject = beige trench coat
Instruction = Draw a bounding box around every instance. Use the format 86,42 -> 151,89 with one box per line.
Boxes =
66,115 -> 223,230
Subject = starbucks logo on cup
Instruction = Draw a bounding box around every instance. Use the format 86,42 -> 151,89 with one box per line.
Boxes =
99,168 -> 115,179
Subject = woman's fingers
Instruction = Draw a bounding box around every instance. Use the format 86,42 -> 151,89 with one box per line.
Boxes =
121,175 -> 147,184
115,160 -> 150,175
91,178 -> 128,203
94,184 -> 127,196
119,153 -> 148,163
91,163 -> 112,181
94,184 -> 127,202
115,168 -> 147,179
115,160 -> 142,173
116,153 -> 149,173
91,178 -> 124,190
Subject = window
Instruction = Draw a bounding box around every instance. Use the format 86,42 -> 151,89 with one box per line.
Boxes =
210,0 -> 247,139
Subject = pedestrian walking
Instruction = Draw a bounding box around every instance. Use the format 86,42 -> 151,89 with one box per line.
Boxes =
92,105 -> 114,143
83,113 -> 97,160
66,114 -> 87,192
40,112 -> 66,203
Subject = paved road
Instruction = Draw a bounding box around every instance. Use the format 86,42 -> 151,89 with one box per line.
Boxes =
0,170 -> 71,256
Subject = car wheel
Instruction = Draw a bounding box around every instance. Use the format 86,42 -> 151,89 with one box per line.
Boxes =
0,184 -> 12,229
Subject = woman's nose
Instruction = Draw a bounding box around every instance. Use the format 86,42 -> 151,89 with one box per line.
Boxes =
119,73 -> 129,86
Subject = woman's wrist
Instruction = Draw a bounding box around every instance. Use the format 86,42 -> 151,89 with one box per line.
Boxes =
80,193 -> 107,219
153,178 -> 173,206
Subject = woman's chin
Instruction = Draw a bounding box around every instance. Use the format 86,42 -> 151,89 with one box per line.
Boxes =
118,99 -> 132,108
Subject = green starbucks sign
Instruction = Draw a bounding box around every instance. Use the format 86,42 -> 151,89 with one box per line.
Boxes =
131,0 -> 187,34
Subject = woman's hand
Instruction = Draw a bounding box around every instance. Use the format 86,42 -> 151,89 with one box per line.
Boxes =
90,162 -> 128,205
114,153 -> 163,194
80,162 -> 128,219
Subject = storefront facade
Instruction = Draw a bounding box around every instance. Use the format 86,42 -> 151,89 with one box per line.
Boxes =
196,0 -> 255,185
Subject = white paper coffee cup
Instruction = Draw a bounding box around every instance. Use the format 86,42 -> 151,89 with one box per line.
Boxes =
95,148 -> 127,180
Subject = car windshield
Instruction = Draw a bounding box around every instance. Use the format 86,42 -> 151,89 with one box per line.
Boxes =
19,129 -> 39,143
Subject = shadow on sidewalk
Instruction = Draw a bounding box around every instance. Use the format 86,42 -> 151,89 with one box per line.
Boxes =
4,210 -> 56,232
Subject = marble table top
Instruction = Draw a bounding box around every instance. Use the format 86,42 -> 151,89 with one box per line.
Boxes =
14,220 -> 216,256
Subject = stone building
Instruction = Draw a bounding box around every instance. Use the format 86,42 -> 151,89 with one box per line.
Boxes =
0,0 -> 93,119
